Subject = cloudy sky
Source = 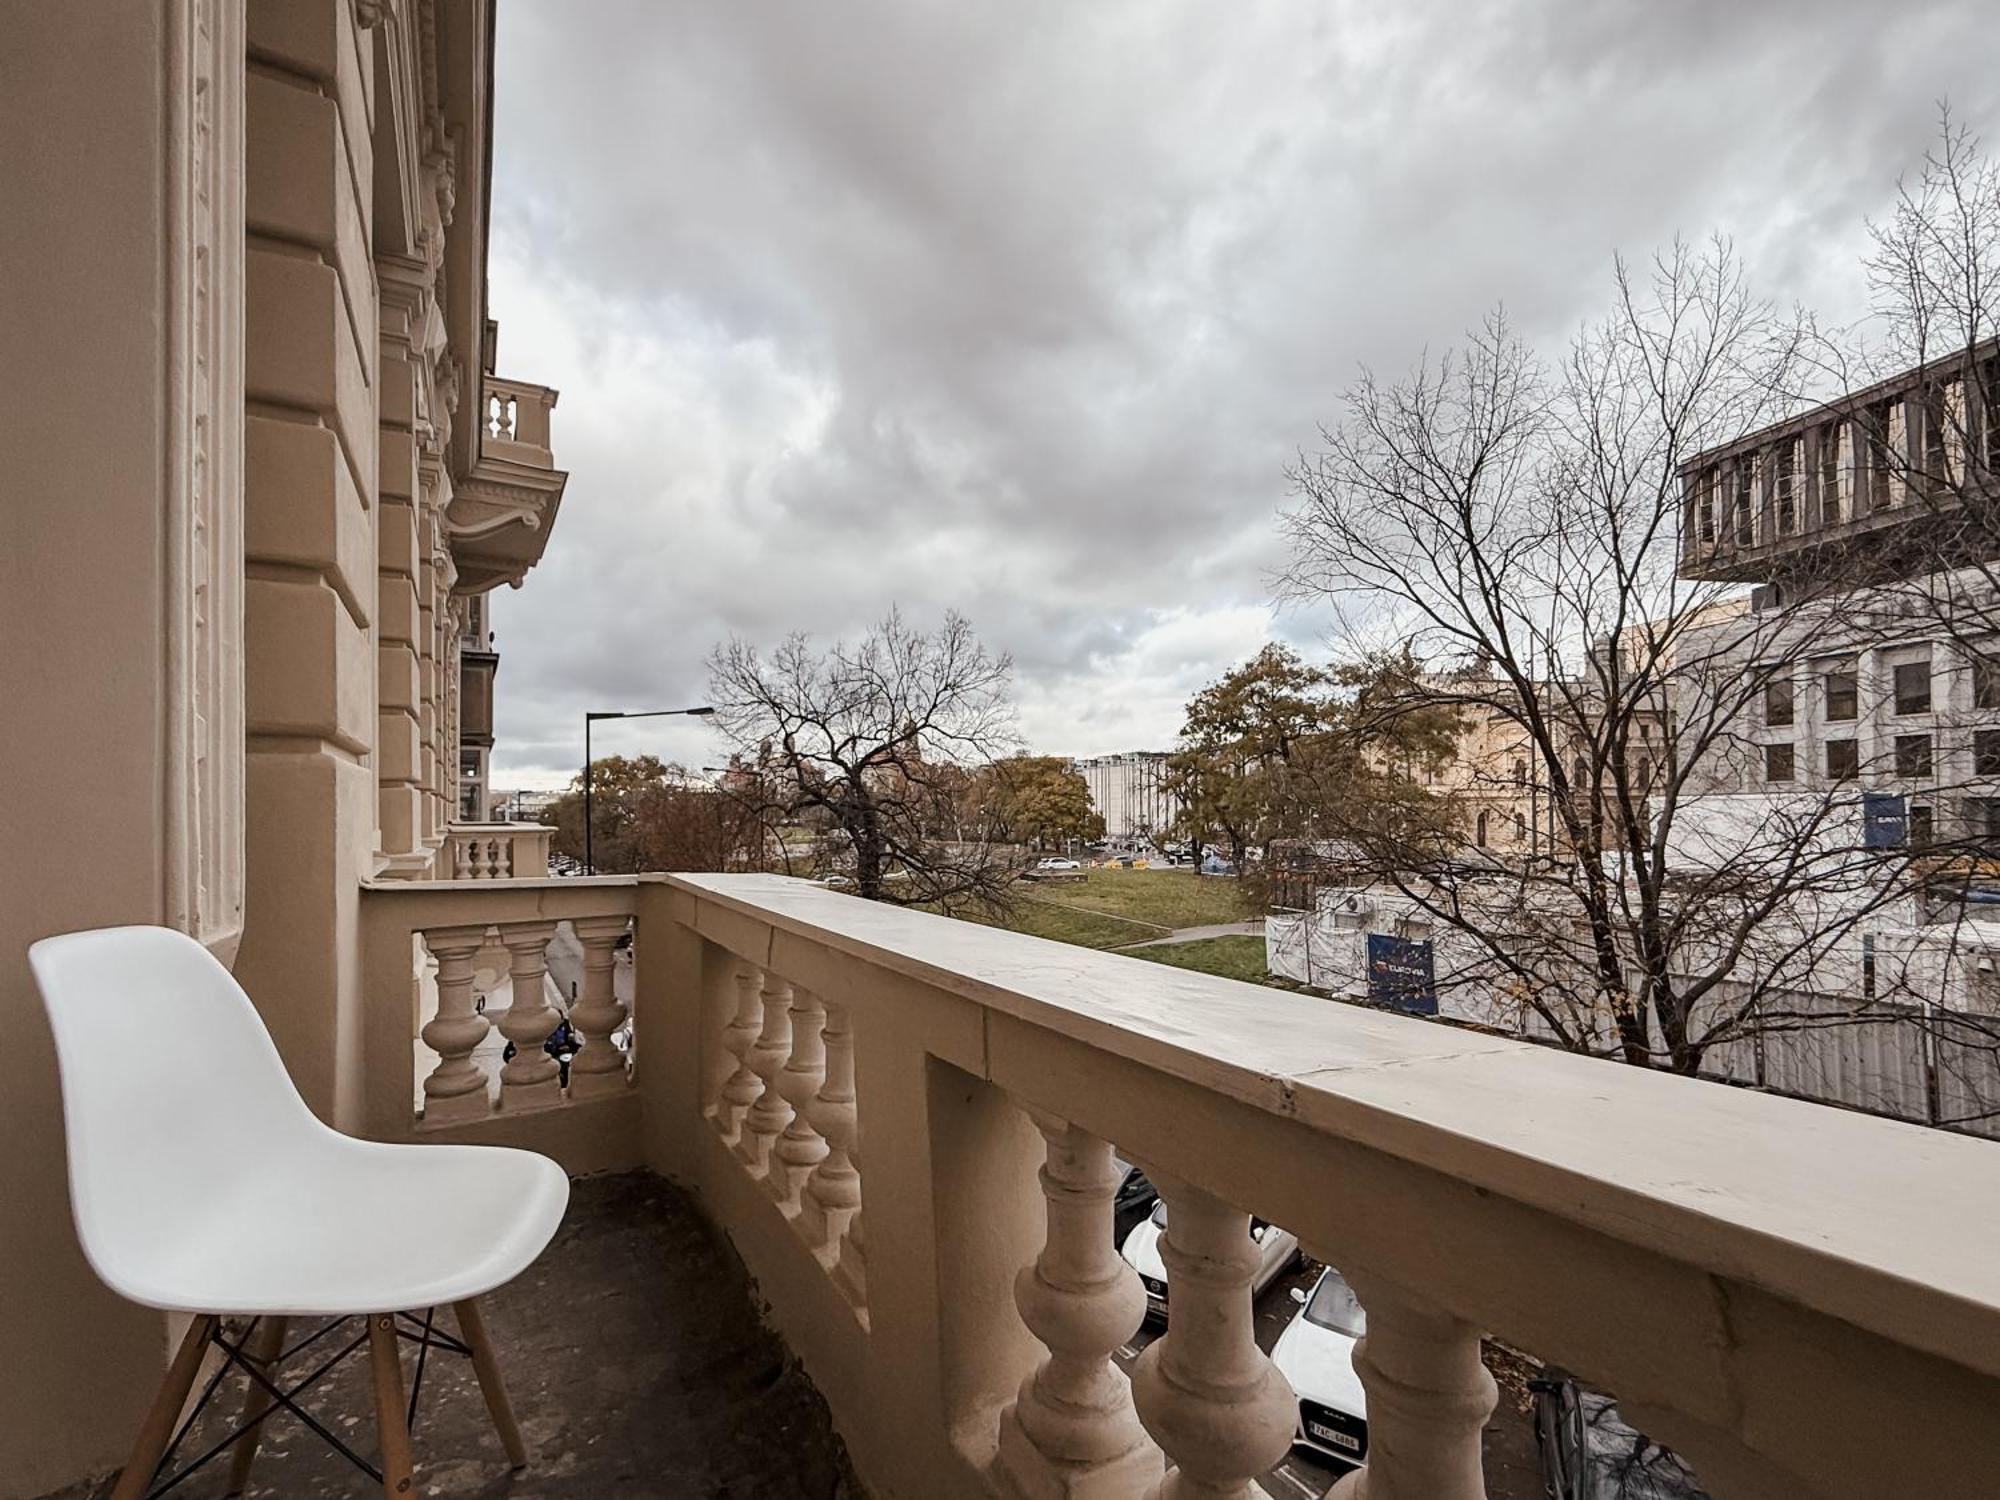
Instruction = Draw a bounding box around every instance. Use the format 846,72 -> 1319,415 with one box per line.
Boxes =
483,0 -> 1997,788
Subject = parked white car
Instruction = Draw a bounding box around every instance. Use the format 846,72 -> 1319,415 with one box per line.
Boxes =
1036,857 -> 1081,870
1118,1201 -> 1299,1324
1271,1266 -> 1370,1466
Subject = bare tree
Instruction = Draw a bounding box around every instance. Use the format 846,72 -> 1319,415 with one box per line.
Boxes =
706,608 -> 1022,907
1280,243 -> 1939,1074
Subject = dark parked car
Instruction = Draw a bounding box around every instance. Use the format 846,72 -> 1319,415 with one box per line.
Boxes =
1112,1162 -> 1158,1248
1533,1371 -> 1707,1499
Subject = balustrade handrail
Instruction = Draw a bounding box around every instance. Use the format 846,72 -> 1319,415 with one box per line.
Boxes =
665,872 -> 2000,1372
359,871 -> 2000,1498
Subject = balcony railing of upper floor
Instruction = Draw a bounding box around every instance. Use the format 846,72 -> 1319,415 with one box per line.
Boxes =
357,870 -> 2000,1499
481,374 -> 558,468
442,821 -> 554,880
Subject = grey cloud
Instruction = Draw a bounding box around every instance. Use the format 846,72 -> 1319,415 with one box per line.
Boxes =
482,0 -> 1998,785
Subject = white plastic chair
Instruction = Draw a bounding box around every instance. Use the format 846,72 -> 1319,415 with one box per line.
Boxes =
30,925 -> 570,1499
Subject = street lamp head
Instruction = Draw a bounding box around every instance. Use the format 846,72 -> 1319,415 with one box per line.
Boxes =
587,705 -> 714,721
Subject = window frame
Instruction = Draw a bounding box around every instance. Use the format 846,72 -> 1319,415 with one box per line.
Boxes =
1893,658 -> 1933,716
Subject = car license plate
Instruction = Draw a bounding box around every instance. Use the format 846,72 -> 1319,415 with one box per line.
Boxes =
1308,1421 -> 1360,1453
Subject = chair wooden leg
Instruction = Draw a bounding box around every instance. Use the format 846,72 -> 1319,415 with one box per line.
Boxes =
452,1297 -> 528,1467
223,1315 -> 288,1496
110,1314 -> 218,1500
365,1313 -> 415,1497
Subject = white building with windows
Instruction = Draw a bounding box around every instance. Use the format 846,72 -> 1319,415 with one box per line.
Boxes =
1073,751 -> 1183,842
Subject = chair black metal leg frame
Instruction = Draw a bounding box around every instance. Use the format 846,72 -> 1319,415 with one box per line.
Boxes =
136,1310 -> 476,1499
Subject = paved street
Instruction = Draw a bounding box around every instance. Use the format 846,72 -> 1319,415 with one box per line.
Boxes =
1118,918 -> 1268,949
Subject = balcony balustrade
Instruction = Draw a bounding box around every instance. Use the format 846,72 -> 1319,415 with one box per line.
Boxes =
481,375 -> 557,467
359,871 -> 2000,1499
442,821 -> 554,880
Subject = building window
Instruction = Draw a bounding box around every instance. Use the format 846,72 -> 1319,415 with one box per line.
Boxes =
1971,797 -> 2000,849
1763,673 -> 1794,727
1732,456 -> 1755,545
1862,934 -> 1877,1000
1697,469 -> 1718,545
1876,399 -> 1907,508
1824,663 -> 1859,721
1820,421 -> 1846,525
1894,659 -> 1932,715
1979,730 -> 2000,777
1911,804 -> 1934,848
1513,811 -> 1526,842
1476,811 -> 1489,846
1894,734 -> 1933,778
1775,439 -> 1798,534
1975,653 -> 2000,710
1512,759 -> 1526,787
1764,743 -> 1795,783
1826,739 -> 1859,779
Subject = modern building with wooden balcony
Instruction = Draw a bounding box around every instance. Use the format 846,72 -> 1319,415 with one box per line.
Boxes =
8,6 -> 2000,1500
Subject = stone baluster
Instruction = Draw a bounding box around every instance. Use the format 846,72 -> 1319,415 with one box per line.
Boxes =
1325,1273 -> 1495,1500
995,1115 -> 1163,1498
738,974 -> 794,1173
832,1136 -> 868,1312
482,838 -> 502,879
798,998 -> 861,1261
494,837 -> 514,878
771,986 -> 829,1215
711,965 -> 765,1143
494,921 -> 561,1110
452,838 -> 471,879
1129,1170 -> 1295,1500
420,925 -> 495,1124
567,916 -> 633,1099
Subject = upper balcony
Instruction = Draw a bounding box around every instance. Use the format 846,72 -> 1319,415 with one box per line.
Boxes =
442,371 -> 571,595
1678,346 -> 2000,587
207,870 -> 2000,1500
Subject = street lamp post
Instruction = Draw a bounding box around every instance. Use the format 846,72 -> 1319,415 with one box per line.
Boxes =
583,705 -> 716,874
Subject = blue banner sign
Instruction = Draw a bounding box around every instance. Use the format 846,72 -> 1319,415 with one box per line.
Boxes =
1367,933 -> 1437,1015
1863,793 -> 1907,849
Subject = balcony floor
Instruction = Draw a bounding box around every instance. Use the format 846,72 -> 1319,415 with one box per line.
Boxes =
48,1173 -> 862,1499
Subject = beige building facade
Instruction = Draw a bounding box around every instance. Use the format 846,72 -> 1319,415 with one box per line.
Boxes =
1,3 -> 563,1489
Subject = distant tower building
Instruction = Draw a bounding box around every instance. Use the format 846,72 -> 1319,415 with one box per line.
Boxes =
1073,752 -> 1182,841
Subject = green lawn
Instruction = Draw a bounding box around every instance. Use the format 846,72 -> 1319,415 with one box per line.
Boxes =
946,866 -> 1266,965
1024,867 -> 1253,931
961,899 -> 1160,949
1124,936 -> 1276,984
